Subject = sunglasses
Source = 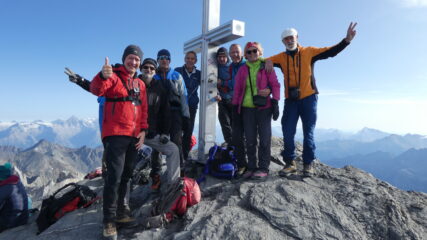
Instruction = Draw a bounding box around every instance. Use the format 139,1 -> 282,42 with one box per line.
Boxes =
143,66 -> 155,71
158,55 -> 170,60
246,49 -> 258,55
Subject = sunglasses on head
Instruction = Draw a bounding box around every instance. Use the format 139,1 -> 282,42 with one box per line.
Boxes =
143,65 -> 155,71
158,55 -> 170,60
246,49 -> 258,55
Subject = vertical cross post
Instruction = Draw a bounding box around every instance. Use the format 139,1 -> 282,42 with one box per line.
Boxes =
184,0 -> 245,163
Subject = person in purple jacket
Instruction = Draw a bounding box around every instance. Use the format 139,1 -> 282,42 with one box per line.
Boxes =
232,42 -> 280,180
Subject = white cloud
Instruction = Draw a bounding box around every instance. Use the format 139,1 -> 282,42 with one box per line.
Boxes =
399,0 -> 427,7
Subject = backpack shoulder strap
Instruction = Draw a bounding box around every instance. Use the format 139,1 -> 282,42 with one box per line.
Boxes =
52,183 -> 77,198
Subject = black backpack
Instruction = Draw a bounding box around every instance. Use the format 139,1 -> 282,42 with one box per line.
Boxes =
36,183 -> 98,234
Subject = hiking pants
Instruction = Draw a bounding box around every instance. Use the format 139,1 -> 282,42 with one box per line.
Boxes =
182,106 -> 197,161
281,94 -> 317,165
102,136 -> 137,223
218,99 -> 233,144
231,106 -> 246,169
145,135 -> 180,184
171,109 -> 184,166
241,107 -> 272,172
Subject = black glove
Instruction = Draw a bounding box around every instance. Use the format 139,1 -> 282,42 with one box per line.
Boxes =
271,99 -> 280,121
159,134 -> 170,144
68,74 -> 85,84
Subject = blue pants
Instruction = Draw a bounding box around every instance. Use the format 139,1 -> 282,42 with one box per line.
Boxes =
281,94 -> 318,165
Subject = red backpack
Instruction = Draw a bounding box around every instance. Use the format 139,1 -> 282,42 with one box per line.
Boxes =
142,177 -> 201,228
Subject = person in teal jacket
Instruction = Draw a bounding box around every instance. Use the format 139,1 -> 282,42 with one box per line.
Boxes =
0,163 -> 29,233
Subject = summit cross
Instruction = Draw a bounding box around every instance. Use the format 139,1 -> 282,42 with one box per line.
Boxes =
183,0 -> 245,162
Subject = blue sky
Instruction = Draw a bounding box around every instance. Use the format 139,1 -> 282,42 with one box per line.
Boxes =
1,0 -> 426,134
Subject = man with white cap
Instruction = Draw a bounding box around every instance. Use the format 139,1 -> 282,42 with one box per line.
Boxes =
266,22 -> 357,177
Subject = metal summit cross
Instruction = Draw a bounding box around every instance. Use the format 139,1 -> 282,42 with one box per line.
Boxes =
184,0 -> 245,162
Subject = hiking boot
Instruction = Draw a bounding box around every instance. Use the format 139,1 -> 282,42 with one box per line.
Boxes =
278,160 -> 297,177
303,163 -> 314,177
102,222 -> 117,240
151,174 -> 161,191
242,170 -> 253,179
116,208 -> 137,228
236,167 -> 246,178
251,170 -> 268,180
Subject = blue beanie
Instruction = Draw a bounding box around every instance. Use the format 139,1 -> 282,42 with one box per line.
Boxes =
157,49 -> 171,61
0,162 -> 12,181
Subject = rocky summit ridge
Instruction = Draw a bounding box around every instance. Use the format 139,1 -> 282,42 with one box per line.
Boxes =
1,138 -> 426,240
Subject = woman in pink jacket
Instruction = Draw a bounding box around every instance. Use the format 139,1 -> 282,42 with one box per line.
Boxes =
232,42 -> 280,179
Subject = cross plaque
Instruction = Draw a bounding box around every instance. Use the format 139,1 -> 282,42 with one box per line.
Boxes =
184,0 -> 245,162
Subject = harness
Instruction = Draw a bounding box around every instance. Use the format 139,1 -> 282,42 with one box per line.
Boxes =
105,70 -> 141,106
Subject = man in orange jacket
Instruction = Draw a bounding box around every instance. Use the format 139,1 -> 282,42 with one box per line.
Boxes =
90,45 -> 148,240
266,23 -> 357,177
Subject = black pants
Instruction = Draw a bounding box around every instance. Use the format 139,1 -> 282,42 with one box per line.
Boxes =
218,99 -> 233,144
102,136 -> 137,223
241,107 -> 272,172
182,106 -> 197,161
231,106 -> 246,168
151,108 -> 184,174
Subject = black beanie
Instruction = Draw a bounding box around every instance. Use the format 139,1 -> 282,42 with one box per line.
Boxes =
157,49 -> 171,61
122,45 -> 143,63
141,58 -> 158,70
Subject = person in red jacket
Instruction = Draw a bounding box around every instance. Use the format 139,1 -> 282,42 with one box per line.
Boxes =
90,45 -> 148,240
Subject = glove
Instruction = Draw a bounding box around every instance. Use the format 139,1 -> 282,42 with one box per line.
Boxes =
271,99 -> 280,121
68,74 -> 85,84
159,134 -> 170,144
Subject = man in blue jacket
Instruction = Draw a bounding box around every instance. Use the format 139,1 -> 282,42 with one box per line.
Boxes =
175,51 -> 201,162
215,47 -> 232,145
0,163 -> 29,233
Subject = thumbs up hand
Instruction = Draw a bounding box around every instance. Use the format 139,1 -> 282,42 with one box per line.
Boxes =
102,57 -> 113,79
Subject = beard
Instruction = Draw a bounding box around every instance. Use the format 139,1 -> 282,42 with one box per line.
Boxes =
286,41 -> 297,51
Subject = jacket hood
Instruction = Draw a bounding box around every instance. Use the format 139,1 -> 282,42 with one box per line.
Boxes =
216,47 -> 230,64
0,175 -> 19,186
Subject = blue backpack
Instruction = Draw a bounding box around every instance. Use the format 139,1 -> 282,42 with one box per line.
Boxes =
205,144 -> 237,179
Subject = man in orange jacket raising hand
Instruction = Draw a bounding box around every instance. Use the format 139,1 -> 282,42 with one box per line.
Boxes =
266,22 -> 357,177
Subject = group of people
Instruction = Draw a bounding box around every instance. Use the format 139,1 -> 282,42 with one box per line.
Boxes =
212,22 -> 357,180
68,46 -> 202,239
0,23 -> 357,238
71,22 -> 356,240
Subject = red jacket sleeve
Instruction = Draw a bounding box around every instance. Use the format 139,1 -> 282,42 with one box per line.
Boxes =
90,72 -> 117,96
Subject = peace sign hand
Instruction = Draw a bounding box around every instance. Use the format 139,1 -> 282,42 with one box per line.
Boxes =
102,57 -> 113,79
345,22 -> 357,43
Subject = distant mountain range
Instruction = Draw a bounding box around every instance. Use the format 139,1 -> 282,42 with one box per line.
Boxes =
1,117 -> 426,193
0,117 -> 101,148
324,148 -> 427,192
0,139 -> 103,206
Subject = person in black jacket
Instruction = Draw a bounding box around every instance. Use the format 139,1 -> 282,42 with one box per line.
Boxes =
139,58 -> 180,191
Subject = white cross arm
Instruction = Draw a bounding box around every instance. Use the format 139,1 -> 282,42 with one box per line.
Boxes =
184,20 -> 245,53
